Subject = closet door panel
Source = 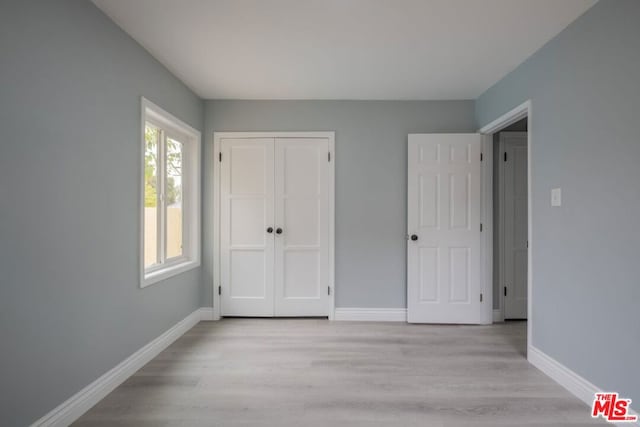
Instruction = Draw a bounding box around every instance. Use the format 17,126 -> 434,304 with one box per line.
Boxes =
274,138 -> 329,316
220,138 -> 275,316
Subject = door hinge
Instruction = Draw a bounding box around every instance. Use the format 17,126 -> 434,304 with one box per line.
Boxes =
328,152 -> 331,162
480,223 -> 483,232
218,285 -> 221,296
480,152 -> 483,161
328,286 -> 331,296
504,286 -> 507,297
480,293 -> 483,302
504,152 -> 507,162
219,152 -> 222,162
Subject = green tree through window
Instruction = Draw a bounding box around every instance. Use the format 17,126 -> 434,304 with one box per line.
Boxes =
144,125 -> 159,208
144,127 -> 183,207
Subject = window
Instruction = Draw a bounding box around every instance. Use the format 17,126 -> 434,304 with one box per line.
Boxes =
141,98 -> 200,287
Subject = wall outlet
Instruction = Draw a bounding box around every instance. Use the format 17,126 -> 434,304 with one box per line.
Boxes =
551,188 -> 562,207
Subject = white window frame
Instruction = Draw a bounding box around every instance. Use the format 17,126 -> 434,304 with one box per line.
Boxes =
140,97 -> 201,287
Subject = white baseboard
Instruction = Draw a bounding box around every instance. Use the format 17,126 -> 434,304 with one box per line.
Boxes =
31,307 -> 214,427
199,307 -> 215,321
493,309 -> 503,322
334,308 -> 407,322
528,345 -> 638,426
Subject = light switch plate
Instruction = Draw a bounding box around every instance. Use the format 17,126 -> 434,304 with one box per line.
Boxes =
551,188 -> 562,207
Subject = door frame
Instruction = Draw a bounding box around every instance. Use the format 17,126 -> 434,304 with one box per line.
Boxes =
212,131 -> 336,320
479,100 -> 532,349
498,132 -> 528,321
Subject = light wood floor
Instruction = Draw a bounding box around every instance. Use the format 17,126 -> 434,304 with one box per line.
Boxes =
75,319 -> 604,426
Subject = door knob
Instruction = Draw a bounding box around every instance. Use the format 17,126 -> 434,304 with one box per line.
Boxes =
267,227 -> 273,233
410,234 -> 418,241
275,228 -> 283,235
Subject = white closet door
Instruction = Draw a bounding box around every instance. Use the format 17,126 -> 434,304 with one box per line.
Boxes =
274,138 -> 329,316
220,138 -> 275,316
501,132 -> 528,319
407,134 -> 484,324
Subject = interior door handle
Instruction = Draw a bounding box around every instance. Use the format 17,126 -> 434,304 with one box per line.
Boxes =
410,234 -> 418,241
275,228 -> 283,235
266,227 -> 273,234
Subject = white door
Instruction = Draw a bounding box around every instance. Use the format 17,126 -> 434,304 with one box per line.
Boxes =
500,132 -> 528,319
220,138 -> 275,316
274,138 -> 329,316
407,134 -> 484,324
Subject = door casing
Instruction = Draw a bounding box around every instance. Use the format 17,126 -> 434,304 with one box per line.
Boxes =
212,132 -> 335,320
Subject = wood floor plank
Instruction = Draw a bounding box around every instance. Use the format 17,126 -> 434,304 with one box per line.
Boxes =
74,319 -> 605,426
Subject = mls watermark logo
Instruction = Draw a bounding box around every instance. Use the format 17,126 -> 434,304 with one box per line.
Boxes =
591,392 -> 638,423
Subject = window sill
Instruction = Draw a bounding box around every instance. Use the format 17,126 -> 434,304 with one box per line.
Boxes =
141,259 -> 200,288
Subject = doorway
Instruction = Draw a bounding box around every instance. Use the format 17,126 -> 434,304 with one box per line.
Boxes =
478,100 -> 532,350
495,121 -> 528,320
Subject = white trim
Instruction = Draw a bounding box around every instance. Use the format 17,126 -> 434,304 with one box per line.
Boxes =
479,101 -> 530,135
492,309 -> 503,322
212,133 -> 222,320
213,131 -> 335,139
528,345 -> 597,406
327,136 -> 336,320
143,259 -> 200,287
480,134 -> 494,325
212,131 -> 336,319
30,308 -> 212,427
140,97 -> 202,288
528,345 -> 639,427
478,100 -> 532,346
334,308 -> 407,322
199,307 -> 215,321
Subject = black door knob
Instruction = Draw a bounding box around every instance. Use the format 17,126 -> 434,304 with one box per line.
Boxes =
410,234 -> 418,241
276,228 -> 283,235
267,227 -> 273,233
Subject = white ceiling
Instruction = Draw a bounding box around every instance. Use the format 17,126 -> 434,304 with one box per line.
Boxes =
92,0 -> 596,100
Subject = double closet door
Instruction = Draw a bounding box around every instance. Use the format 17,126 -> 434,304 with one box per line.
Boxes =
220,136 -> 330,317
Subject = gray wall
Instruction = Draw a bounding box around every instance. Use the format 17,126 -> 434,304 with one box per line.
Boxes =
0,1 -> 204,425
476,0 -> 640,403
203,100 -> 477,309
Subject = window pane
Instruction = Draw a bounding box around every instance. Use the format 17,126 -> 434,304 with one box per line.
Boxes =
144,124 -> 160,268
166,137 -> 183,259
